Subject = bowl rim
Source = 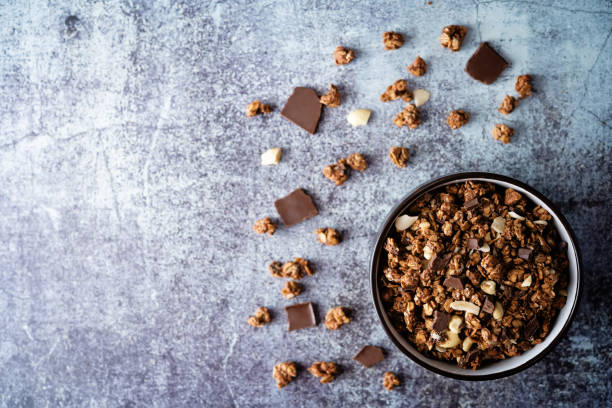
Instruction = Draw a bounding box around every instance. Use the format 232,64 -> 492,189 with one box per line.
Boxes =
370,171 -> 583,381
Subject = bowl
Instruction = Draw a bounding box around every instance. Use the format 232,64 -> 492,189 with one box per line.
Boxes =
370,172 -> 582,380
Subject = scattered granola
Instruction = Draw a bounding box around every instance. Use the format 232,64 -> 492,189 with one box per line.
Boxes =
315,228 -> 342,246
498,95 -> 517,115
246,100 -> 273,117
307,362 -> 340,383
516,75 -> 533,99
325,306 -> 351,329
253,217 -> 276,236
381,79 -> 413,103
281,281 -> 302,299
446,110 -> 470,129
383,372 -> 400,390
383,31 -> 404,50
323,158 -> 349,186
320,84 -> 341,107
334,46 -> 355,65
347,153 -> 367,171
408,56 -> 427,77
492,124 -> 514,144
440,25 -> 467,51
389,147 -> 410,168
269,258 -> 314,280
273,362 -> 297,388
393,104 -> 421,128
247,306 -> 271,327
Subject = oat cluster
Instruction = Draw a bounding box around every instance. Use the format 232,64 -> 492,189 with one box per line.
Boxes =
393,104 -> 421,128
269,258 -> 314,280
324,306 -> 351,330
323,153 -> 367,186
315,228 -> 341,246
389,147 -> 410,168
246,100 -> 272,117
307,362 -> 340,383
320,84 -> 341,107
253,217 -> 276,236
334,46 -> 355,65
383,31 -> 404,50
247,306 -> 271,327
383,371 -> 400,390
446,110 -> 470,129
440,25 -> 467,51
273,362 -> 297,388
493,124 -> 514,144
408,56 -> 427,77
380,79 -> 413,103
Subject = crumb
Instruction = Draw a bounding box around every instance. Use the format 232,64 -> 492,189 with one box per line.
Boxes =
334,46 -> 355,65
323,158 -> 349,186
393,104 -> 421,128
281,281 -> 302,299
253,217 -> 276,236
383,32 -> 404,50
247,306 -> 271,327
383,372 -> 400,390
498,95 -> 517,115
273,362 -> 297,388
381,79 -> 413,103
315,228 -> 341,246
446,110 -> 470,129
307,362 -> 340,383
325,306 -> 351,329
492,124 -> 514,144
346,153 -> 367,171
389,146 -> 410,168
440,25 -> 467,51
408,56 -> 427,76
516,75 -> 533,98
246,100 -> 272,117
320,84 -> 341,107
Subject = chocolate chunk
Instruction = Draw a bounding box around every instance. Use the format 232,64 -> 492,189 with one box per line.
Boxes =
482,296 -> 494,314
503,285 -> 513,299
463,198 -> 479,210
429,253 -> 452,272
274,188 -> 318,227
443,276 -> 464,290
285,302 -> 317,331
465,42 -> 508,85
467,238 -> 479,249
524,316 -> 540,340
433,310 -> 451,333
464,349 -> 480,363
518,248 -> 532,260
500,327 -> 509,341
353,345 -> 384,368
280,87 -> 322,134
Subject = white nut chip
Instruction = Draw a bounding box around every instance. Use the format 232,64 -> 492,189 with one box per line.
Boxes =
423,245 -> 433,260
462,336 -> 474,352
480,280 -> 496,295
491,216 -> 506,234
478,243 -> 490,253
347,109 -> 371,127
395,214 -> 418,231
508,211 -> 525,220
261,148 -> 282,166
521,275 -> 532,287
493,302 -> 504,320
450,301 -> 480,315
413,89 -> 430,107
438,331 -> 460,348
534,220 -> 548,226
448,315 -> 463,334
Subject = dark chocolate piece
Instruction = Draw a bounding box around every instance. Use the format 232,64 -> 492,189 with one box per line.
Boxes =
518,247 -> 532,260
274,189 -> 318,227
482,297 -> 494,314
524,316 -> 540,339
433,311 -> 451,333
503,285 -> 513,299
429,253 -> 452,272
280,87 -> 322,134
285,302 -> 317,331
463,198 -> 479,210
465,42 -> 508,85
353,345 -> 384,368
467,238 -> 479,249
443,276 -> 464,290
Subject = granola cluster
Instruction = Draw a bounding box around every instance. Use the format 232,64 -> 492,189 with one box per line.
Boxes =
393,104 -> 421,128
323,153 -> 367,185
281,281 -> 302,299
446,110 -> 470,129
492,124 -> 514,144
273,362 -> 297,388
408,56 -> 427,77
246,100 -> 273,117
516,75 -> 533,99
383,31 -> 404,50
269,258 -> 314,279
334,46 -> 355,65
315,228 -> 341,246
324,306 -> 351,330
498,95 -> 517,115
320,84 -> 341,107
389,147 -> 410,168
253,217 -> 276,236
248,306 -> 271,327
307,362 -> 340,383
440,25 -> 467,51
380,79 -> 413,103
383,371 -> 400,390
380,181 -> 568,369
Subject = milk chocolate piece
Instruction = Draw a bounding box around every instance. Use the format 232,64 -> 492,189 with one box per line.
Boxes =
464,198 -> 479,210
281,87 -> 322,134
433,311 -> 451,333
465,42 -> 508,85
443,276 -> 464,290
518,248 -> 532,260
274,189 -> 318,227
353,345 -> 384,368
482,297 -> 494,314
429,253 -> 452,272
285,302 -> 317,331
467,238 -> 479,249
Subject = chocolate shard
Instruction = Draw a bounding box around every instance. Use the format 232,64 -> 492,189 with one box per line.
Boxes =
465,42 -> 509,85
503,285 -> 513,299
482,296 -> 494,314
524,316 -> 540,340
433,310 -> 451,333
467,238 -> 479,250
518,247 -> 532,260
285,302 -> 317,331
500,327 -> 509,341
443,276 -> 464,290
353,345 -> 384,368
280,87 -> 322,134
463,198 -> 479,210
274,188 -> 318,227
429,253 -> 452,272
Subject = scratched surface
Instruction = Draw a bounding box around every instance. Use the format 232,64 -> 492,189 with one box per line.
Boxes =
0,0 -> 610,406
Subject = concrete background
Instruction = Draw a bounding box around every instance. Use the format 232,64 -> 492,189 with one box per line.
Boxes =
0,0 -> 610,406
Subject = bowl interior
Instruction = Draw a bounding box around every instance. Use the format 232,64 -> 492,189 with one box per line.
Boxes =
372,176 -> 581,379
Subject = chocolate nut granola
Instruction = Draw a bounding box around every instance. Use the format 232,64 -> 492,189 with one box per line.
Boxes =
323,158 -> 349,185
281,281 -> 302,299
383,371 -> 400,390
253,217 -> 276,236
498,95 -> 517,115
380,181 -> 568,369
446,110 -> 470,129
381,79 -> 413,103
334,46 -> 355,65
440,25 -> 467,51
516,75 -> 533,98
247,306 -> 271,327
269,258 -> 314,280
383,31 -> 404,50
307,362 -> 340,383
315,228 -> 341,246
273,362 -> 297,388
325,306 -> 351,329
346,153 -> 367,171
320,84 -> 341,107
389,146 -> 410,168
408,56 -> 427,77
393,104 -> 421,128
492,124 -> 514,144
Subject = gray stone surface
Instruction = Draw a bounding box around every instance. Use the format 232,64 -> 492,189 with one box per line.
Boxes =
0,0 -> 610,406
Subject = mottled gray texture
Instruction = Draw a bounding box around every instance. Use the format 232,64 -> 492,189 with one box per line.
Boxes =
0,0 -> 610,407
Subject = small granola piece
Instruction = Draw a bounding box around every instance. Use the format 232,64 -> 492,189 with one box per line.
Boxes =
325,306 -> 351,330
383,31 -> 404,50
273,362 -> 297,388
492,124 -> 514,144
383,372 -> 400,391
247,306 -> 271,327
440,25 -> 467,51
504,188 -> 523,205
446,110 -> 470,129
408,56 -> 427,76
393,104 -> 421,128
307,362 -> 339,383
279,280 -> 301,299
315,228 -> 341,246
334,46 -> 355,65
253,217 -> 276,236
380,79 -> 413,103
498,95 -> 517,115
320,84 -> 341,107
346,153 -> 367,171
323,158 -> 349,186
389,146 -> 410,168
347,109 -> 371,126
246,100 -> 272,117
515,75 -> 533,98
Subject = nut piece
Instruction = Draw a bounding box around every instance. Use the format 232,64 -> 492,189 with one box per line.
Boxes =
273,362 -> 297,389
393,104 -> 421,128
323,158 -> 349,186
448,315 -> 463,334
480,280 -> 497,295
346,153 -> 367,171
320,84 -> 341,107
383,31 -> 404,50
440,25 -> 467,51
438,330 -> 460,348
334,46 -> 355,65
247,306 -> 271,327
246,100 -> 273,117
383,371 -> 400,391
462,336 -> 474,352
347,109 -> 371,127
389,146 -> 410,168
423,245 -> 433,260
450,301 -> 480,315
446,110 -> 470,129
395,214 -> 418,231
261,148 -> 282,166
413,89 -> 430,107
380,79 -> 413,103
315,228 -> 341,246
493,301 -> 504,320
281,281 -> 302,299
516,75 -> 533,98
521,275 -> 532,287
307,362 -> 339,384
325,306 -> 350,330
492,124 -> 514,144
491,216 -> 506,234
253,217 -> 276,236
498,95 -> 517,115
408,56 -> 427,76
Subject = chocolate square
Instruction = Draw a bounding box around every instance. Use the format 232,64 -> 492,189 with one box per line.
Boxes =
465,42 -> 508,85
482,297 -> 494,314
285,302 -> 317,331
467,238 -> 479,250
433,310 -> 451,333
281,87 -> 322,134
274,188 -> 318,227
353,345 -> 384,368
518,248 -> 532,260
443,276 -> 464,290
